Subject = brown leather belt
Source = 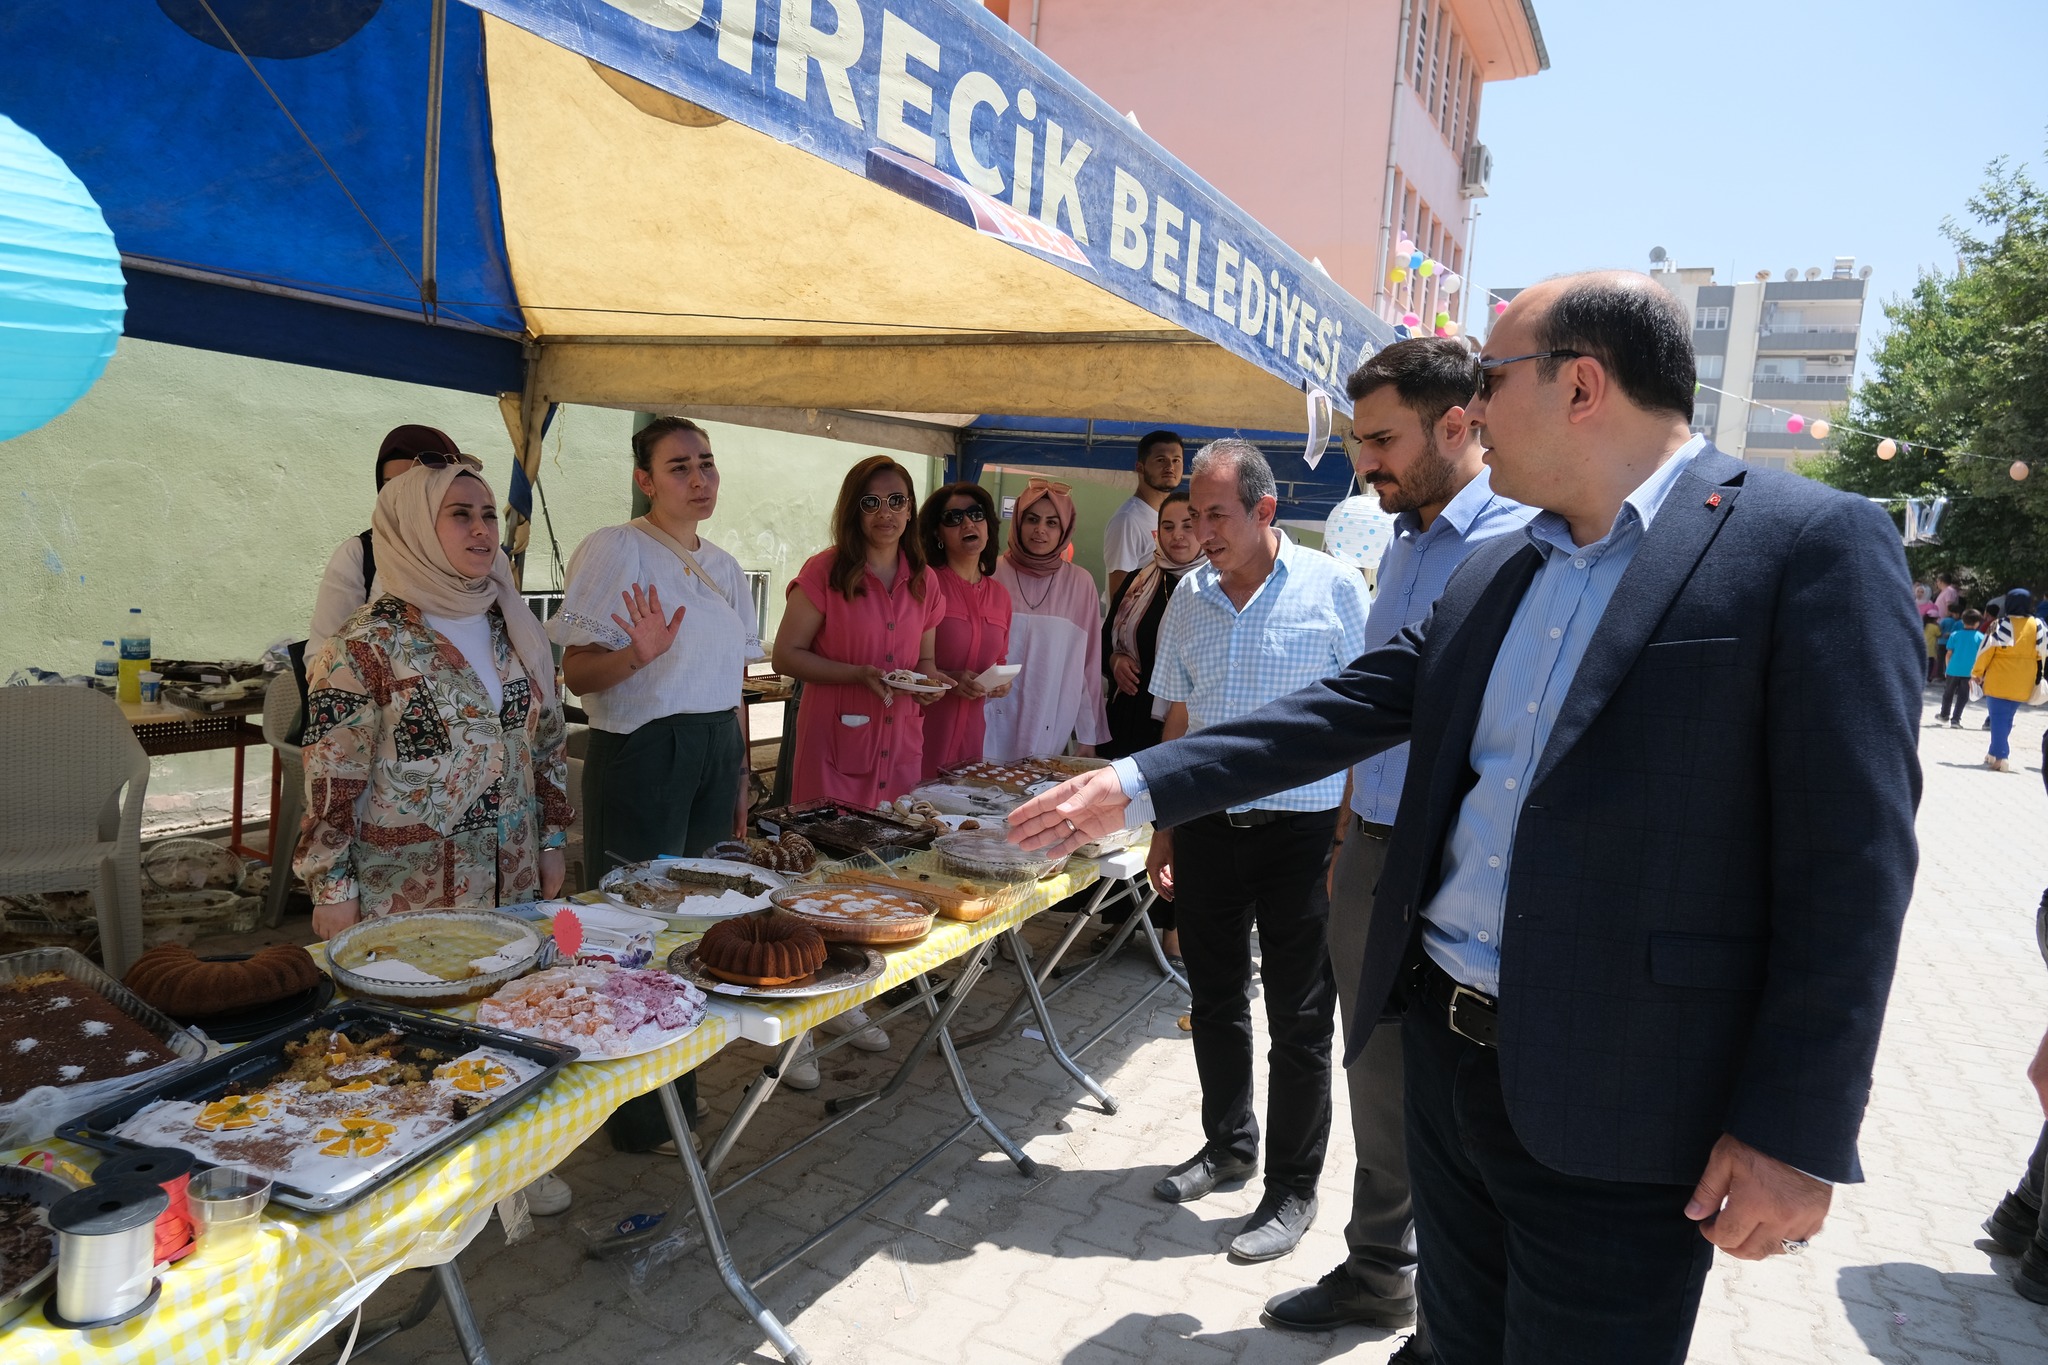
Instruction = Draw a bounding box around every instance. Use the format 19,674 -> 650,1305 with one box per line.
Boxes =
1413,953 -> 1499,1048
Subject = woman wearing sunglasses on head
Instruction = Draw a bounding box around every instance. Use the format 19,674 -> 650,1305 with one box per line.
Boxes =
982,479 -> 1110,762
917,483 -> 1014,779
307,424 -> 466,661
296,459 -> 572,937
774,456 -> 946,806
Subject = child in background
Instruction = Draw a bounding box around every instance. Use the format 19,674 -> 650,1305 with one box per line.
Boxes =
1937,602 -> 1963,676
1940,608 -> 1986,727
1925,614 -> 1943,684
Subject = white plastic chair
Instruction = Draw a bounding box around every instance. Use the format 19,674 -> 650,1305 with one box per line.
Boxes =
259,671 -> 305,927
0,687 -> 151,975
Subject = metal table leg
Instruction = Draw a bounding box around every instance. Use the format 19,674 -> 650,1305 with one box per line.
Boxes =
331,1261 -> 492,1364
998,926 -> 1118,1114
659,1081 -> 813,1365
956,875 -> 1125,1049
1062,890 -> 1190,1061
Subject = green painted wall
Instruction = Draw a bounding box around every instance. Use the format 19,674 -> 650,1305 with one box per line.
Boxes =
1,338 -> 934,833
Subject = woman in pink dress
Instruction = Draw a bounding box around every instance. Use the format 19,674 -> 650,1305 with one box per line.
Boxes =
982,479 -> 1110,762
917,483 -> 1014,778
774,456 -> 945,806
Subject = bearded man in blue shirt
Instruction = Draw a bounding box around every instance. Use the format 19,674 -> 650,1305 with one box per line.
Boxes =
1010,272 -> 1923,1365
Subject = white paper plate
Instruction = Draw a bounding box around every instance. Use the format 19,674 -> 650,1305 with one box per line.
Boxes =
882,672 -> 951,695
974,663 -> 1022,689
599,858 -> 787,921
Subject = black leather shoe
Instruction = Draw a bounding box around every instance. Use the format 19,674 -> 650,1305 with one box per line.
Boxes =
1153,1148 -> 1256,1203
1388,1334 -> 1436,1363
1262,1266 -> 1416,1331
2018,1237 -> 2048,1305
1985,1188 -> 2040,1255
1229,1188 -> 1317,1262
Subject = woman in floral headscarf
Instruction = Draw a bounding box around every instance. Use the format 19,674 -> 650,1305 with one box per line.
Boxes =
296,461 -> 572,940
981,478 -> 1110,761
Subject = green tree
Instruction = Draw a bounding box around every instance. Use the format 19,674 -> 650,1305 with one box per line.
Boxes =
1806,153 -> 2048,596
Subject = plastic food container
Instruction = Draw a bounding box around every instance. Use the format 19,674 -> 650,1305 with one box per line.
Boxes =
932,830 -> 1067,882
187,1167 -> 271,1258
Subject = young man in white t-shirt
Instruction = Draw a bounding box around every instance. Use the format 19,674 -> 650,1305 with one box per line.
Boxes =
1101,429 -> 1185,604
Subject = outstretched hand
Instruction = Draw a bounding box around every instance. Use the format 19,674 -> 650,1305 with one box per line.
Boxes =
1685,1133 -> 1831,1260
1006,767 -> 1132,854
610,583 -> 686,667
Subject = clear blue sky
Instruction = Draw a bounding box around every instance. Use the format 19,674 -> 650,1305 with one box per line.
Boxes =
1471,0 -> 2048,365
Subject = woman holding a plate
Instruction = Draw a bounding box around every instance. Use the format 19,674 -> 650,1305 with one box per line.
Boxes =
981,479 -> 1110,762
552,416 -> 762,881
917,482 -> 1014,779
775,455 -> 946,806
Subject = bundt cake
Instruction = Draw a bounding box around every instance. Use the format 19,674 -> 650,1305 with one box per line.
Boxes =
694,913 -> 827,987
124,943 -> 324,1020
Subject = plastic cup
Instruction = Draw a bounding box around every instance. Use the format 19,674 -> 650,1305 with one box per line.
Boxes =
187,1167 -> 271,1258
137,671 -> 163,703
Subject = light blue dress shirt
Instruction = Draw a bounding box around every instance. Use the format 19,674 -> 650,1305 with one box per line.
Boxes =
1143,533 -> 1374,812
1421,437 -> 1705,993
1351,469 -> 1536,824
1114,438 -> 1708,992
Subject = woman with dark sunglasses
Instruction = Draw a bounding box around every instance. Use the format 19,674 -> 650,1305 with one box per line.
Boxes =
774,456 -> 946,805
917,483 -> 1014,778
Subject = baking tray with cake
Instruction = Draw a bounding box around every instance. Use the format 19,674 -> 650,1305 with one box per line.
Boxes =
0,1163 -> 78,1329
60,1001 -> 577,1214
753,800 -> 939,858
0,948 -> 208,1141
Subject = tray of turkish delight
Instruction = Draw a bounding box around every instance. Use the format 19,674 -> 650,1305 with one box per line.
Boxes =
59,1001 -> 576,1214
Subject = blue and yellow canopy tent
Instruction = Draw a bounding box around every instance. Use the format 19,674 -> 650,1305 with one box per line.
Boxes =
2,0 -> 1389,551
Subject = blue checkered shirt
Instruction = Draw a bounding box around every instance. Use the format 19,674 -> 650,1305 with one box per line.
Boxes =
1148,533 -> 1374,812
1351,469 -> 1536,824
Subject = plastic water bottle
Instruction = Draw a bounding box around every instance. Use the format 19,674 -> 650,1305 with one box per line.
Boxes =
117,607 -> 152,704
94,641 -> 118,693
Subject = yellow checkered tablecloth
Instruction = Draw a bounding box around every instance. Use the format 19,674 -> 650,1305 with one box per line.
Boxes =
1,1015 -> 727,1365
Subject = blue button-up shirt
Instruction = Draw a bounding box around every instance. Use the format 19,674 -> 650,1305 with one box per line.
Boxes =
1351,470 -> 1536,824
1148,533 -> 1374,812
1421,437 -> 1706,992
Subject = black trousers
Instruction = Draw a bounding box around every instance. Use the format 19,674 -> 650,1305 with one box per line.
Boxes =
1938,675 -> 1972,721
1172,808 -> 1338,1198
1403,1000 -> 1714,1364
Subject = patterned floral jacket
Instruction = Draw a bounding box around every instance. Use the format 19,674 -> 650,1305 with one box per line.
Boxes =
295,596 -> 572,916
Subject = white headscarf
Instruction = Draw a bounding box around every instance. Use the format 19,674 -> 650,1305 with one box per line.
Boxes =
372,464 -> 557,703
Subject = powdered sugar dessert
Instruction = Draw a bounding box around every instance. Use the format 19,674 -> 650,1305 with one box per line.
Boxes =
0,972 -> 177,1103
111,1024 -> 543,1199
476,965 -> 706,1059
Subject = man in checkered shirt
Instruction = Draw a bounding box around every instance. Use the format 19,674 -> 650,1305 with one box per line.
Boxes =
1145,438 -> 1374,1263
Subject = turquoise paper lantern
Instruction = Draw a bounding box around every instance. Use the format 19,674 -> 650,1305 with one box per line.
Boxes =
0,115 -> 124,443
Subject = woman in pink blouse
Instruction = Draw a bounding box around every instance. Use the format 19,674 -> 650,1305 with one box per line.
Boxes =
917,483 -> 1014,778
774,456 -> 946,806
982,479 -> 1110,762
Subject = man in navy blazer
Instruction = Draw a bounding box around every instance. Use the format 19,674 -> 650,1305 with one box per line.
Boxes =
1012,272 -> 1923,1363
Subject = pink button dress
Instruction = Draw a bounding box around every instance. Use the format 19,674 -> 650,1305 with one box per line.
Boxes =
788,549 -> 945,807
921,568 -> 1013,779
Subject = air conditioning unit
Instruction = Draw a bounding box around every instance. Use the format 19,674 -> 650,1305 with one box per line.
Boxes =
1461,142 -> 1492,199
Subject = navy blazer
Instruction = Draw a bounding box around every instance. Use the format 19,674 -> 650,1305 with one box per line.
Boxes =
1134,447 -> 1922,1186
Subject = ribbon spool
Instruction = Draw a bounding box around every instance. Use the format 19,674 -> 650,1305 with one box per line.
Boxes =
45,1177 -> 165,1329
92,1148 -> 196,1264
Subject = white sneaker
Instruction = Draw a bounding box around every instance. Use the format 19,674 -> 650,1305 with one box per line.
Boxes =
819,1005 -> 891,1053
524,1171 -> 572,1216
782,1033 -> 821,1090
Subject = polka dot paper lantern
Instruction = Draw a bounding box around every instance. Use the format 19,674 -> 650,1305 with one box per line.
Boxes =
0,114 -> 125,442
1323,494 -> 1398,571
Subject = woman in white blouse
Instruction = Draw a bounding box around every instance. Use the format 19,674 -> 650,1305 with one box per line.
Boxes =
982,478 -> 1110,761
552,417 -> 761,880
